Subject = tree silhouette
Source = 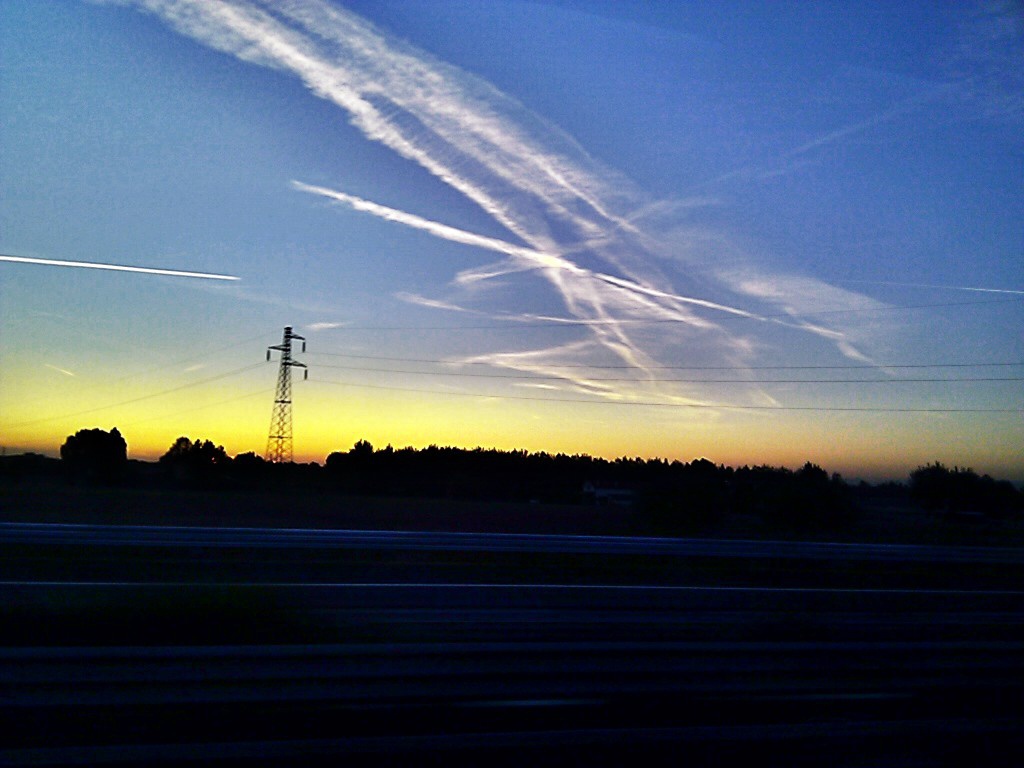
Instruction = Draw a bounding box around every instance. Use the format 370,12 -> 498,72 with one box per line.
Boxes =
159,437 -> 230,487
910,462 -> 1023,517
60,427 -> 128,483
161,437 -> 229,465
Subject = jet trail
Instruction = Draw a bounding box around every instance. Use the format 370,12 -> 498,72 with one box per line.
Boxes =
130,0 -> 891,405
0,255 -> 239,281
844,280 -> 1024,295
292,181 -> 564,270
296,181 -> 760,329
44,364 -> 76,377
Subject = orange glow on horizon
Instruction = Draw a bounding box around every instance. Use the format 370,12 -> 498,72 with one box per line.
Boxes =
4,373 -> 1022,484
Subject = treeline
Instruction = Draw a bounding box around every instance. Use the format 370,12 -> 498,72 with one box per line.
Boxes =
324,442 -> 853,531
909,462 -> 1023,520
6,429 -> 1018,530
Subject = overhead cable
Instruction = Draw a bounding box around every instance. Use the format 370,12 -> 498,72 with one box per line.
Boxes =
309,377 -> 1024,413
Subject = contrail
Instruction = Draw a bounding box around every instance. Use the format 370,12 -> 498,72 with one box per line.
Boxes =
297,181 -> 759,328
0,254 -> 239,281
843,280 -> 1024,295
44,364 -> 76,377
292,181 -> 564,270
130,0 -> 891,402
691,85 -> 952,192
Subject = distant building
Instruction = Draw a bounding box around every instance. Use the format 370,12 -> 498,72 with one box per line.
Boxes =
582,481 -> 636,508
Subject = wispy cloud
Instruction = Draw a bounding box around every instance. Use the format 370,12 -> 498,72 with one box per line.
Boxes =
393,293 -> 471,313
44,363 -> 76,377
690,84 -> 952,191
726,271 -> 890,363
1,254 -> 239,281
306,321 -> 348,332
130,0 -> 893,406
949,0 -> 1024,121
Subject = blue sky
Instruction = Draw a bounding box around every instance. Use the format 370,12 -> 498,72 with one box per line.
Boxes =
2,0 -> 1022,480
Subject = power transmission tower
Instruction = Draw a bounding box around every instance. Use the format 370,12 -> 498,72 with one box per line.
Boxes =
265,326 -> 307,463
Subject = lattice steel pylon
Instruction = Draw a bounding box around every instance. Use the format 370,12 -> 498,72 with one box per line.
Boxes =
265,326 -> 307,463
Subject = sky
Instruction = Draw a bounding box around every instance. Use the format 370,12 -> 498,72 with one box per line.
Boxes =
1,0 -> 1022,482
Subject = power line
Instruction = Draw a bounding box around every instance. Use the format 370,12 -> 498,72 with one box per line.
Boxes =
117,388 -> 275,430
311,362 -> 1024,384
20,330 -> 274,409
5,363 -> 265,429
322,295 -> 1024,331
307,351 -> 1024,371
309,377 -> 1024,413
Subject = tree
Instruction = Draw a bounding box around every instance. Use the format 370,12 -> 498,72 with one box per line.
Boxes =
350,439 -> 374,459
910,462 -> 956,511
229,451 -> 268,486
60,427 -> 128,483
232,451 -> 266,471
324,440 -> 380,493
910,462 -> 1023,517
160,437 -> 230,466
159,437 -> 230,487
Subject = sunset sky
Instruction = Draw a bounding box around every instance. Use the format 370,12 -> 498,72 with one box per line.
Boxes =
2,0 -> 1022,481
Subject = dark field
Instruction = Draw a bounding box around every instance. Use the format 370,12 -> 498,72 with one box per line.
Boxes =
3,477 -> 1024,766
1,479 -> 633,535
4,476 -> 1024,545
